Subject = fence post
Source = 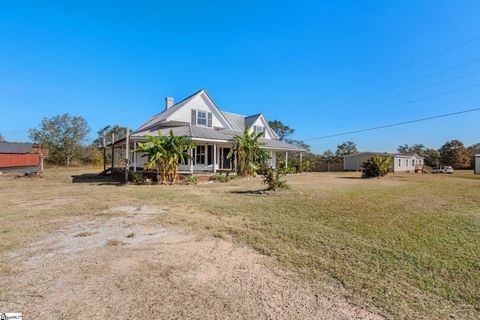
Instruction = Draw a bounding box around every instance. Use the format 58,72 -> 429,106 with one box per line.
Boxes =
111,133 -> 115,169
103,137 -> 106,172
125,128 -> 130,183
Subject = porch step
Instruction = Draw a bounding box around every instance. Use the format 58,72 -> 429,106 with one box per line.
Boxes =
99,168 -> 112,176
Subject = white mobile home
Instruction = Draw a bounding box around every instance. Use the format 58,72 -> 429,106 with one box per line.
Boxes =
344,152 -> 425,173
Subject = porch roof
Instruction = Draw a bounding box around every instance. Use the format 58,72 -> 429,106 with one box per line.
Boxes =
129,126 -> 305,151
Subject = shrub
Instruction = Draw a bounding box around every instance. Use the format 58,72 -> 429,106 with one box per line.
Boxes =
300,160 -> 312,172
184,176 -> 198,185
361,155 -> 392,178
262,167 -> 289,191
209,173 -> 231,183
132,172 -> 144,184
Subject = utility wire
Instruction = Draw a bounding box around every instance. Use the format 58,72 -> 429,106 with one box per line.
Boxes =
317,35 -> 480,102
312,68 -> 480,120
299,81 -> 480,130
334,82 -> 480,121
303,108 -> 480,141
319,57 -> 480,115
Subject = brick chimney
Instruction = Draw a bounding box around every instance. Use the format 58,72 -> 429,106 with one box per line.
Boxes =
165,97 -> 174,109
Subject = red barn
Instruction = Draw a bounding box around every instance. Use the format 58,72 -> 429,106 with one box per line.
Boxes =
0,142 -> 48,174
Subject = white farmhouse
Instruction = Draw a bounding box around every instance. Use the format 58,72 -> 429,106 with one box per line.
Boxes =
343,152 -> 425,173
110,89 -> 304,175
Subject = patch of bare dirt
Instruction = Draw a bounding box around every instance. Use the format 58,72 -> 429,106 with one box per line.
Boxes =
1,206 -> 382,319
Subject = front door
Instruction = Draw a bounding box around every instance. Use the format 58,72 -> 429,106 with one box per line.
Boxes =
220,147 -> 231,170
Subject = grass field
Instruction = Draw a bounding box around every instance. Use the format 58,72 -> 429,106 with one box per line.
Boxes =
1,168 -> 479,319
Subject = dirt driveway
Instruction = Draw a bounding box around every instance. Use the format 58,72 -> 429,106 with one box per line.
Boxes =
1,205 -> 381,319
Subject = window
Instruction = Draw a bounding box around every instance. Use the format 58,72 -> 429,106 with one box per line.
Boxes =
196,146 -> 205,164
398,159 -> 401,166
207,145 -> 213,165
197,111 -> 207,126
253,125 -> 265,135
406,159 -> 409,166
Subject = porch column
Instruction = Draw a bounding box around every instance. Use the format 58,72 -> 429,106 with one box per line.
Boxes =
111,133 -> 115,168
120,145 -> 124,167
133,141 -> 137,172
270,150 -> 273,168
124,128 -> 129,183
285,151 -> 288,169
300,152 -> 303,166
190,147 -> 194,174
206,144 -> 209,170
103,137 -> 106,172
213,144 -> 217,173
234,153 -> 237,172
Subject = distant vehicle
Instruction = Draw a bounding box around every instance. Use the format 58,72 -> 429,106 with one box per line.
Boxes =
432,166 -> 454,174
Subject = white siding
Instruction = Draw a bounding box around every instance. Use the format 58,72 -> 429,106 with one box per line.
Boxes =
343,153 -> 379,171
393,155 -> 423,172
167,94 -> 226,128
249,116 -> 273,139
135,152 -> 148,169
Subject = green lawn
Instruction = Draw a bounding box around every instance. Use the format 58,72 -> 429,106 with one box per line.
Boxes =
1,169 -> 479,319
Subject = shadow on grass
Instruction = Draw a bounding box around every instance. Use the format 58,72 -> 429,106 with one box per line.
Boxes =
71,174 -> 124,186
336,176 -> 363,180
228,189 -> 268,195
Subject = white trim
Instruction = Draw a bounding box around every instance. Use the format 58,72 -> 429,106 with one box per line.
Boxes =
190,137 -> 230,143
165,90 -> 233,130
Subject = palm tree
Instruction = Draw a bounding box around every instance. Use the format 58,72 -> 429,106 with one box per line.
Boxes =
136,131 -> 195,184
228,126 -> 269,176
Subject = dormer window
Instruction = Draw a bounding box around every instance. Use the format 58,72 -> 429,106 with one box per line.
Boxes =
197,111 -> 207,126
191,109 -> 212,127
253,125 -> 265,135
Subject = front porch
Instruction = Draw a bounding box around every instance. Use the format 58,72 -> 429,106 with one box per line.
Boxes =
106,134 -> 302,182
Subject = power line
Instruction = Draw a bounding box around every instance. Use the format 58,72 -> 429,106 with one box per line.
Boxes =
303,108 -> 480,141
317,35 -> 480,102
334,82 -> 480,121
319,57 -> 480,115
316,68 -> 480,120
299,81 -> 480,131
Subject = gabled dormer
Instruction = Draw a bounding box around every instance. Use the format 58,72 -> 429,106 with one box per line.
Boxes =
135,89 -> 233,133
245,113 -> 278,140
133,89 -> 280,141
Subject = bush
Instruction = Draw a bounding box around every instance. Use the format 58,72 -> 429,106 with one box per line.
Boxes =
361,155 -> 392,178
209,173 -> 231,183
184,176 -> 198,185
132,172 -> 144,184
262,167 -> 289,191
300,160 -> 312,172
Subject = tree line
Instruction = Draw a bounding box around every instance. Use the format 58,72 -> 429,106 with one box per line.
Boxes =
1,114 -> 476,169
27,113 -> 126,166
267,120 -> 479,170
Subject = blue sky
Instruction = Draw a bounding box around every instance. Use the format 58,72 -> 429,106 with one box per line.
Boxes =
1,1 -> 479,153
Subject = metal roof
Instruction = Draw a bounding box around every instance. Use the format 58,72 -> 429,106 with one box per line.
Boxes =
221,111 -> 246,132
130,126 -> 304,151
134,89 -> 202,133
344,152 -> 424,159
131,126 -> 230,141
0,142 -> 33,154
260,139 -> 305,151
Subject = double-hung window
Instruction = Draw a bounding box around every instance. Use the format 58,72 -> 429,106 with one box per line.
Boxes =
196,146 -> 206,164
197,111 -> 207,126
253,125 -> 265,135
